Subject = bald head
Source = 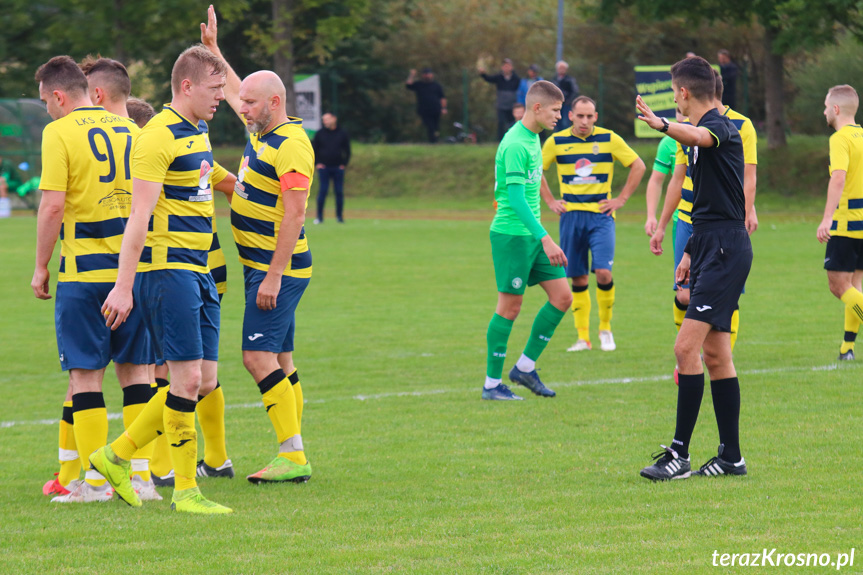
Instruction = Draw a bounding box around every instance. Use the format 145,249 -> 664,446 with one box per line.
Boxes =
239,70 -> 289,134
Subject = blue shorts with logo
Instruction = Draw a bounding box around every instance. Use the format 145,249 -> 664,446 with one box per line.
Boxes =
55,281 -> 153,371
242,267 -> 310,353
134,269 -> 220,362
674,219 -> 694,290
559,210 -> 615,278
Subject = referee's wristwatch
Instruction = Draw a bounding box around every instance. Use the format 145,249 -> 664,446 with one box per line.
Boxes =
659,117 -> 670,133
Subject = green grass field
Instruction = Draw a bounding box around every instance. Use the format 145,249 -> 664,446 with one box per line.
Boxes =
1,203 -> 861,573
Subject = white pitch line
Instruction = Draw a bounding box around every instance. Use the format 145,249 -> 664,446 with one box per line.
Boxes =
1,361 -> 858,430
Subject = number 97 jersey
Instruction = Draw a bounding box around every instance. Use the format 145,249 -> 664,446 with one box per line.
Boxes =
40,106 -> 139,283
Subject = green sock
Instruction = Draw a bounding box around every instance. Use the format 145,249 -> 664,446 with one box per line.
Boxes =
486,313 -> 514,379
523,302 -> 566,361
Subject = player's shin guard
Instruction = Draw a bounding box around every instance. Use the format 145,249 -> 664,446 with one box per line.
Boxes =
486,313 -> 514,379
58,401 -> 80,487
258,369 -> 306,465
571,285 -> 591,341
122,384 -> 155,481
596,281 -> 615,332
148,378 -> 172,478
841,304 -> 860,354
729,307 -> 740,352
673,296 -> 688,332
710,377 -> 741,462
72,392 -> 108,487
164,393 -> 198,491
523,302 -> 566,362
840,288 -> 863,323
671,373 -> 704,459
111,385 -> 168,462
288,370 -> 303,430
197,383 -> 228,469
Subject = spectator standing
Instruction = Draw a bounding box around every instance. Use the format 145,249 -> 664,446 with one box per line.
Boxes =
406,68 -> 447,143
312,112 -> 351,224
717,49 -> 738,108
516,64 -> 543,105
551,61 -> 579,130
479,58 -> 521,141
0,155 -> 21,218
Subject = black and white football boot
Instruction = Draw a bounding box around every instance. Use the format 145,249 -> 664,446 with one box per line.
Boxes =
693,444 -> 747,477
639,445 -> 691,481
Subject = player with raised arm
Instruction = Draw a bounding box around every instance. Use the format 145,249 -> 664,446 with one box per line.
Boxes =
32,56 -> 154,504
90,45 -> 235,514
201,6 -> 313,482
817,85 -> 863,361
539,96 -> 645,353
636,56 -> 752,481
483,80 -> 570,401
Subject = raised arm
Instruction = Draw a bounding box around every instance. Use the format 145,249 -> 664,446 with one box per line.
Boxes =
636,95 -> 716,148
200,4 -> 243,120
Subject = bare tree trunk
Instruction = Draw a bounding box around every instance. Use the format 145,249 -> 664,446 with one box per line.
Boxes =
273,0 -> 297,116
113,0 -> 127,63
763,26 -> 786,149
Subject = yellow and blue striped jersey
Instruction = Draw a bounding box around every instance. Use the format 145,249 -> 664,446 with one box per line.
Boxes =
829,123 -> 863,238
231,117 -> 314,278
39,106 -> 138,283
541,126 -> 639,215
132,105 -> 223,274
209,218 -> 228,295
675,107 -> 756,224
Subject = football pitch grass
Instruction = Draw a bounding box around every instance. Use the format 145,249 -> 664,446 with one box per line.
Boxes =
1,210 -> 860,574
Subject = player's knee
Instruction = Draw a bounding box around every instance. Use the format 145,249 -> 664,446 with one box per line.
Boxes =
673,338 -> 698,364
702,348 -> 726,372
571,276 -> 588,289
828,278 -> 849,299
553,290 -> 573,310
595,269 -> 612,285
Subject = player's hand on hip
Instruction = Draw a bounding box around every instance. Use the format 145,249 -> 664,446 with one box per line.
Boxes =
817,218 -> 833,243
102,286 -> 133,331
650,229 -> 665,255
549,199 -> 567,215
256,273 -> 281,310
599,197 -> 625,214
200,4 -> 218,49
541,235 -> 568,268
645,216 -> 658,237
746,206 -> 759,235
675,254 -> 691,285
31,267 -> 51,300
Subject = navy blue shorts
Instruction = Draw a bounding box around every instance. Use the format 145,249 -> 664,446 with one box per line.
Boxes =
685,225 -> 752,332
134,269 -> 220,362
824,235 -> 863,272
242,267 -> 310,353
559,210 -> 615,278
674,219 -> 693,290
55,281 -> 153,371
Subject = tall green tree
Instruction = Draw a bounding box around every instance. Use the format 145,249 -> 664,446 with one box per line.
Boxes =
598,0 -> 863,148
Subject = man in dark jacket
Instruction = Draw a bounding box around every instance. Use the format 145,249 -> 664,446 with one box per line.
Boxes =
406,68 -> 447,143
479,58 -> 521,141
552,60 -> 580,130
312,112 -> 351,224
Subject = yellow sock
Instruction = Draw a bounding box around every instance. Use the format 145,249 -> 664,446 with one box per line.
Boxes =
729,307 -> 740,352
288,370 -> 303,431
841,287 -> 863,322
841,304 -> 861,353
58,401 -> 80,487
123,384 -> 155,481
673,296 -> 688,332
164,393 -> 198,491
111,386 -> 168,462
572,286 -> 591,342
72,392 -> 108,487
596,281 -> 615,332
148,380 -> 173,478
197,384 -> 228,468
258,370 -> 306,465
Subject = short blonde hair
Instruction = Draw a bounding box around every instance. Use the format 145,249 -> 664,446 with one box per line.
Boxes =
827,85 -> 859,117
171,45 -> 227,95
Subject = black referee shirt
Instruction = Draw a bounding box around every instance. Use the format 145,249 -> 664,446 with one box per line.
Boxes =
689,108 -> 745,226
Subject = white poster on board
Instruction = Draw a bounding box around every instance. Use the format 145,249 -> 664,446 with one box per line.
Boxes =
294,74 -> 321,132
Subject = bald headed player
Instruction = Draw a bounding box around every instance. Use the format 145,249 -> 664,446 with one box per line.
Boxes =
202,6 -> 313,483
817,85 -> 863,361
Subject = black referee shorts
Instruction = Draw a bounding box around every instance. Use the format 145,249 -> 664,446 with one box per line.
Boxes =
685,224 -> 752,332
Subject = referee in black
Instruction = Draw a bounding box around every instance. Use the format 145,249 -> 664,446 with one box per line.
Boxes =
635,56 -> 752,481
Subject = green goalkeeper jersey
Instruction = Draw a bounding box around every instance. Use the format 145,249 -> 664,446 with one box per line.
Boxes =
491,122 -> 543,237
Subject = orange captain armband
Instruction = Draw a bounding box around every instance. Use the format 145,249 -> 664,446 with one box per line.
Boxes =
280,172 -> 310,192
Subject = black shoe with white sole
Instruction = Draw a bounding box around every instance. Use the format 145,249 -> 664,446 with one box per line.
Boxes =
693,445 -> 747,477
640,445 -> 691,481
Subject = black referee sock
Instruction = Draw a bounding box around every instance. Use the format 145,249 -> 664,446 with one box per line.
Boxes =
710,377 -> 741,463
671,373 -> 704,459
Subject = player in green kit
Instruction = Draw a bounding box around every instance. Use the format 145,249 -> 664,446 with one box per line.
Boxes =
484,80 -> 570,400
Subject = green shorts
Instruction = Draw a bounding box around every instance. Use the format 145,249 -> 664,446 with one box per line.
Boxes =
490,231 -> 566,295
